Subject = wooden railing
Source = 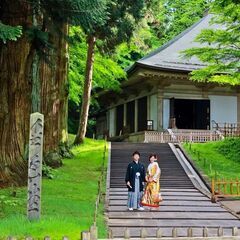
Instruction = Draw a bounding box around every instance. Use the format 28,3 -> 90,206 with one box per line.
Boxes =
212,121 -> 240,137
107,227 -> 240,240
3,226 -> 240,240
144,130 -> 222,143
211,178 -> 240,202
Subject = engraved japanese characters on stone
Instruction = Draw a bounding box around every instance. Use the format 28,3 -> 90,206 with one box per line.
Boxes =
27,113 -> 44,220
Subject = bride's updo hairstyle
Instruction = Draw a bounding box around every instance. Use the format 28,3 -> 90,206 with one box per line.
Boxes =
149,153 -> 158,161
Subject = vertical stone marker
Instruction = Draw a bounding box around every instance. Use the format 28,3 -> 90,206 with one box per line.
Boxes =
27,112 -> 44,220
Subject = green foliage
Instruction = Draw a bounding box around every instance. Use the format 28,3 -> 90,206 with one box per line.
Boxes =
68,26 -> 125,134
29,0 -> 107,30
68,26 -> 125,105
183,139 -> 240,180
42,164 -> 55,179
68,99 -> 100,135
183,0 -> 240,84
23,0 -> 108,63
114,43 -> 142,69
0,138 -> 108,238
0,22 -> 22,43
216,138 -> 240,163
158,0 -> 208,42
114,0 -> 208,69
68,0 -> 208,135
82,0 -> 147,53
0,195 -> 21,210
25,26 -> 51,54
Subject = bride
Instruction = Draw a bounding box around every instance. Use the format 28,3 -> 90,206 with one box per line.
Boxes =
141,154 -> 162,208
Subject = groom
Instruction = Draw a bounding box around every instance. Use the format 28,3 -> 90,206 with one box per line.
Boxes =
125,151 -> 146,211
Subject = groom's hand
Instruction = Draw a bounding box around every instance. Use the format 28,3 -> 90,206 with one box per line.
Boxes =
127,181 -> 132,188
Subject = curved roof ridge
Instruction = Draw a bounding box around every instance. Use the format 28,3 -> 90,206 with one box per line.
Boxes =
139,14 -> 210,62
127,14 -> 216,74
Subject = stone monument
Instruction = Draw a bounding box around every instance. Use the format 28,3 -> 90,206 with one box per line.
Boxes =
27,112 -> 44,220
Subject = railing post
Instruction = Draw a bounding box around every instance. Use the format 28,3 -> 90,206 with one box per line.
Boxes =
156,228 -> 162,238
124,228 -> 130,239
90,225 -> 98,240
203,227 -> 208,237
81,231 -> 91,240
172,228 -> 177,237
108,229 -> 113,239
140,228 -> 147,238
217,227 -> 223,237
187,227 -> 193,237
144,131 -> 147,143
232,227 -> 239,236
211,178 -> 216,203
237,178 -> 239,195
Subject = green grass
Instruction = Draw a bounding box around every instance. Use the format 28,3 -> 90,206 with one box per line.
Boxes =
182,138 -> 240,180
0,137 -> 108,239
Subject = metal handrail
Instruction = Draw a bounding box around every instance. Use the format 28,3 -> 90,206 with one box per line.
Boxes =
211,120 -> 219,130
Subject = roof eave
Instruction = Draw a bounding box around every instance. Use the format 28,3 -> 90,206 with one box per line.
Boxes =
127,62 -> 192,77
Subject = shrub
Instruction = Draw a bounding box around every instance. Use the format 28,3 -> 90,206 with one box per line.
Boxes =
216,138 -> 240,163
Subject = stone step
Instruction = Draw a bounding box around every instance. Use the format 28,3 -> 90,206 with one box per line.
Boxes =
107,142 -> 240,239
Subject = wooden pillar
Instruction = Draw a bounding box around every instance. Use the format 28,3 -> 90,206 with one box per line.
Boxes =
109,107 -> 116,137
114,107 -> 117,136
124,103 -> 127,127
237,93 -> 240,123
134,99 -> 138,132
147,95 -> 150,120
157,88 -> 164,131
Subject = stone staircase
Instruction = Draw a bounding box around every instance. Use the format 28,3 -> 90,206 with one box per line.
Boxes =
106,142 -> 240,238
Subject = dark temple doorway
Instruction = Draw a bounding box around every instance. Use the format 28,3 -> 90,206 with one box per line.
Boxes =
173,99 -> 210,129
116,104 -> 124,135
138,96 -> 147,131
126,101 -> 135,133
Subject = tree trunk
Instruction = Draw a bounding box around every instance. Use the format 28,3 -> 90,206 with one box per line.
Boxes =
74,35 -> 96,145
40,23 -> 69,153
0,0 -> 69,186
0,0 -> 33,186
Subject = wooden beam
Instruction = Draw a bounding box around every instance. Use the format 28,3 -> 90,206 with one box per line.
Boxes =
237,93 -> 240,123
157,87 -> 164,131
134,99 -> 138,132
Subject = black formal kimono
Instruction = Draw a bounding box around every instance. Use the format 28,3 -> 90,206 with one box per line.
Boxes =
125,161 -> 146,209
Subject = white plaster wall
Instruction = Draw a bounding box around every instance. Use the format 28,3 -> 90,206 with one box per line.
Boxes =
209,95 -> 237,126
149,94 -> 158,130
109,108 -> 116,137
163,99 -> 170,129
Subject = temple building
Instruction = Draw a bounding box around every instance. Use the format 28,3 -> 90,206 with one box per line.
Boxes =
96,14 -> 240,140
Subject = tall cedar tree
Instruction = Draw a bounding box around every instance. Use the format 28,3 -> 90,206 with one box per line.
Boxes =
74,0 -> 146,144
0,0 -> 106,186
183,0 -> 240,84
